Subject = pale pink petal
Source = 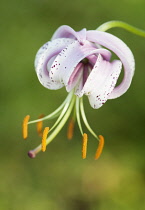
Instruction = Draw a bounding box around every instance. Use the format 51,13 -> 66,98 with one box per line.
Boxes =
86,31 -> 135,99
51,25 -> 86,44
78,55 -> 122,109
35,38 -> 74,90
67,63 -> 83,92
50,40 -> 112,90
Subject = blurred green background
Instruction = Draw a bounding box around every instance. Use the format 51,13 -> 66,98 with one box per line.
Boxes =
1,0 -> 145,209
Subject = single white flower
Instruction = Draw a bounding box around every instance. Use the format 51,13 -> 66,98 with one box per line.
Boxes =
22,24 -> 135,159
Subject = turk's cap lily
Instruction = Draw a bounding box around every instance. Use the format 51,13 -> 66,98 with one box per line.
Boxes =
22,24 -> 136,159
35,25 -> 135,109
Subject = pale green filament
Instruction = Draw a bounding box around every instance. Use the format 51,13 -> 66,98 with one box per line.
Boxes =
28,91 -> 74,124
80,98 -> 99,141
75,97 -> 83,135
30,94 -> 76,155
49,94 -> 75,132
97,21 -> 145,38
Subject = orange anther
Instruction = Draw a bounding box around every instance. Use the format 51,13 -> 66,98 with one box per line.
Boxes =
82,133 -> 88,159
37,114 -> 44,136
41,127 -> 49,152
95,135 -> 104,160
22,115 -> 30,139
67,119 -> 75,140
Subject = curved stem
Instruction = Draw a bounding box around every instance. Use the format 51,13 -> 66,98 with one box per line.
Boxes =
97,21 -> 145,38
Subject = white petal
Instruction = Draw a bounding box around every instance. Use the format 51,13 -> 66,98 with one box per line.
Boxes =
79,55 -> 122,109
67,63 -> 83,92
86,31 -> 135,99
50,40 -> 112,90
51,25 -> 86,44
35,38 -> 74,89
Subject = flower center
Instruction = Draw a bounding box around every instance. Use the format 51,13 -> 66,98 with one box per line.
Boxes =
81,58 -> 89,64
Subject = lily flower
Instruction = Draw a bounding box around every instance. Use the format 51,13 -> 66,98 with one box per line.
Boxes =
22,25 -> 135,159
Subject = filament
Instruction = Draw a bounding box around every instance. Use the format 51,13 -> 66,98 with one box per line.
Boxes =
28,96 -> 76,157
76,97 -> 83,135
95,135 -> 104,160
28,91 -> 74,124
80,97 -> 99,141
82,133 -> 88,159
22,115 -> 30,139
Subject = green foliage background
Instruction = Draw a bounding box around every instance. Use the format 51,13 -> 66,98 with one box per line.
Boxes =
1,0 -> 145,209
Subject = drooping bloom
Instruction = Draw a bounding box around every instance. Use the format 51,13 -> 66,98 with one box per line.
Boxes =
22,25 -> 135,159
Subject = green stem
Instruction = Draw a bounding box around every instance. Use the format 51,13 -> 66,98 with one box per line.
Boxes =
97,21 -> 145,38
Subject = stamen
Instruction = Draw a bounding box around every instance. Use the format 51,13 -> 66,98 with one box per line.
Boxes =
22,115 -> 30,139
37,114 -> 44,136
41,127 -> 49,152
95,135 -> 104,160
80,98 -> 99,141
67,119 -> 75,140
82,133 -> 88,159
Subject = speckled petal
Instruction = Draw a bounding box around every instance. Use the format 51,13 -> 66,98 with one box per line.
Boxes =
49,40 -> 112,91
86,30 -> 135,99
51,25 -> 87,44
35,38 -> 74,89
78,54 -> 122,109
67,63 -> 83,92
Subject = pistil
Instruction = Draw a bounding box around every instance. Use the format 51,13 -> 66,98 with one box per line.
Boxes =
27,94 -> 76,158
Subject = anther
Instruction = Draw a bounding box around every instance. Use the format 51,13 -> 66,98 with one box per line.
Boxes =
67,119 -> 75,140
95,135 -> 104,160
42,127 -> 49,152
37,114 -> 44,136
22,115 -> 30,139
82,133 -> 88,159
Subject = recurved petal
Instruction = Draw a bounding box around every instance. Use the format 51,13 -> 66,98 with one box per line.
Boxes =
51,25 -> 87,44
86,30 -> 135,99
49,40 -> 112,90
79,54 -> 122,109
35,38 -> 74,90
67,63 -> 83,92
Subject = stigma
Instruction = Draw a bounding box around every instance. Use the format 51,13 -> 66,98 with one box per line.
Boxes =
22,91 -> 104,159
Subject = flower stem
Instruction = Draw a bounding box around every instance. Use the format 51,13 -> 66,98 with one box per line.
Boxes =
97,21 -> 145,38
